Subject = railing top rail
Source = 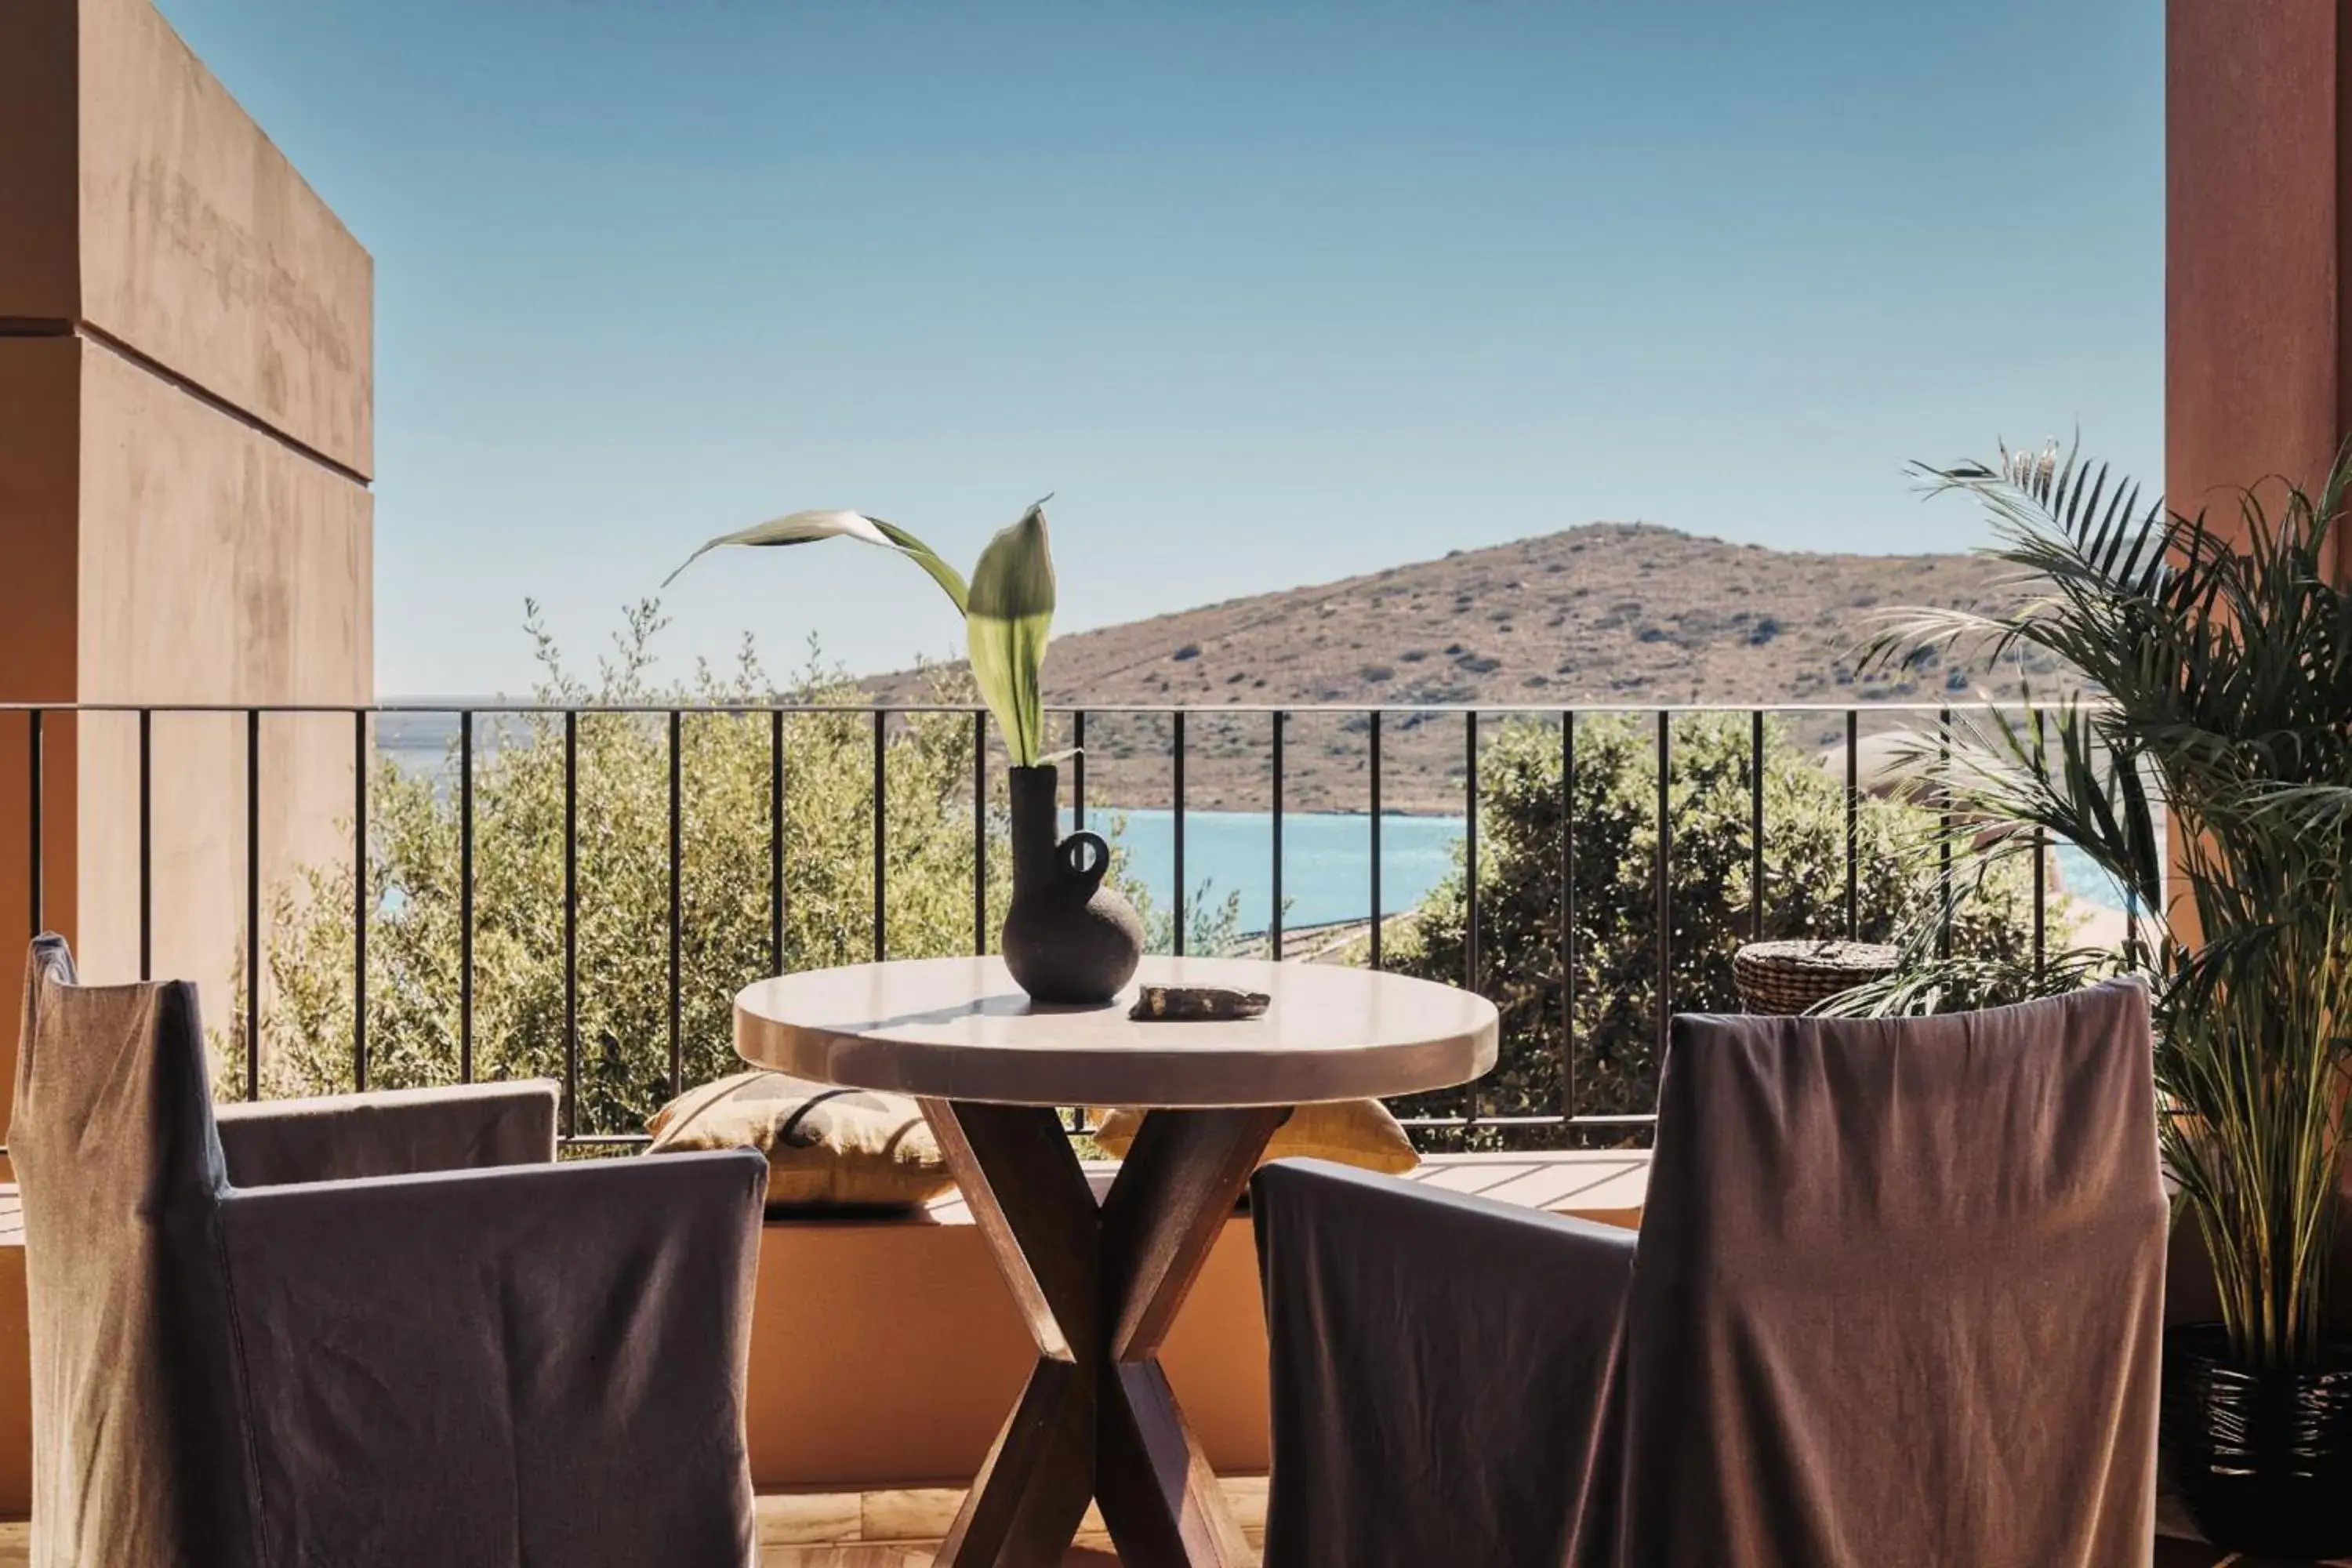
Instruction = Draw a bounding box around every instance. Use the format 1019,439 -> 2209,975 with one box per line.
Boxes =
0,698 -> 2092,717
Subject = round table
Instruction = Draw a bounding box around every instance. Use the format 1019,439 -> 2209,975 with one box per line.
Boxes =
735,953 -> 1497,1568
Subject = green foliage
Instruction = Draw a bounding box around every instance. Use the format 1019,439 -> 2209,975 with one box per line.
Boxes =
1118,853 -> 1248,960
1867,442 -> 2352,1369
1389,713 -> 2049,1127
260,604 -> 1016,1138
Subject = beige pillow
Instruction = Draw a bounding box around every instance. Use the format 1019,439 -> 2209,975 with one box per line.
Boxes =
646,1070 -> 953,1210
1091,1098 -> 1419,1176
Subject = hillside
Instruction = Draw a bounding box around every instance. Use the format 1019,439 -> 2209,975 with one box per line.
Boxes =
869,524 -> 2063,813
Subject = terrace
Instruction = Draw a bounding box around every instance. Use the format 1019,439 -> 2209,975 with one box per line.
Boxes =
0,1 -> 2343,1566
0,688 -> 2236,1568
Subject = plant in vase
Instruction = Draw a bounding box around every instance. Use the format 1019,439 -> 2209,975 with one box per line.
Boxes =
1860,442 -> 2352,1558
666,499 -> 1144,1004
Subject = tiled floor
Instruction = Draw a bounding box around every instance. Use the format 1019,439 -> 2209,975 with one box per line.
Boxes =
0,1481 -> 1268,1565
0,1484 -> 2331,1566
747,1480 -> 1265,1564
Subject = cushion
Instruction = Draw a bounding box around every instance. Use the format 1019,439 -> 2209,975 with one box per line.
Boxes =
645,1071 -> 954,1210
1091,1098 -> 1419,1176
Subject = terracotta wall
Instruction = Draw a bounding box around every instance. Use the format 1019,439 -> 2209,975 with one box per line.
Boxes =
2165,0 -> 2352,1318
0,0 -> 372,1107
2167,0 -> 2352,521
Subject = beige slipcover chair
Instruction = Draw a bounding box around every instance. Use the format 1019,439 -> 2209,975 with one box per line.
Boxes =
12,935 -> 768,1568
1253,980 -> 2167,1568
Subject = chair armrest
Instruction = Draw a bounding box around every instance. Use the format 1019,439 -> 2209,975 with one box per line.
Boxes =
216,1149 -> 766,1567
213,1080 -> 559,1186
1251,1158 -> 1635,1568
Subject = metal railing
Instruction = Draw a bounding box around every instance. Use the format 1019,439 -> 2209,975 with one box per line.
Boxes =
5,699 -> 2087,1150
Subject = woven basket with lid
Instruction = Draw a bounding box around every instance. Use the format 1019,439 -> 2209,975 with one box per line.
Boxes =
1732,939 -> 1900,1015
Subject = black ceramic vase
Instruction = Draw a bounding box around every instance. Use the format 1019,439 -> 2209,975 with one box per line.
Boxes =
2163,1323 -> 2352,1559
1000,764 -> 1143,1005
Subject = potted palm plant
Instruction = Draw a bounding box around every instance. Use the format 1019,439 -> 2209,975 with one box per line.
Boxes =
1858,444 -> 2352,1557
666,499 -> 1143,1004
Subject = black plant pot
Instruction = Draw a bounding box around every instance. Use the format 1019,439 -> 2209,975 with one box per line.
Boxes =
1000,764 -> 1143,1005
2163,1323 -> 2352,1559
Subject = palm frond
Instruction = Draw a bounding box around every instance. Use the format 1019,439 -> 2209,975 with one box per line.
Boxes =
1881,437 -> 2352,1368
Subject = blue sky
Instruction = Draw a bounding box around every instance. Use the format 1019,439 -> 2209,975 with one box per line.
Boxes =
158,0 -> 2162,697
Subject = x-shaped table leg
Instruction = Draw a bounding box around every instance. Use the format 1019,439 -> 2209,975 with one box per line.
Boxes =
920,1100 -> 1290,1568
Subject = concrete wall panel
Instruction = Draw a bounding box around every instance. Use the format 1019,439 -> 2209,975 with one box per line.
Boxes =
75,341 -> 370,707
73,343 -> 369,1062
76,0 -> 373,477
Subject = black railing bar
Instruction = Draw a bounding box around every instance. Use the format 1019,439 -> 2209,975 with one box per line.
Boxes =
1073,711 -> 1087,830
245,709 -> 259,1102
1560,713 -> 1576,1118
2033,826 -> 2049,981
1465,712 -> 1480,991
1367,712 -> 1383,971
593,1116 -> 1659,1145
1465,710 -> 1480,1126
769,710 -> 786,975
1654,711 -> 1671,1063
353,710 -> 368,1092
1748,710 -> 1765,943
1171,712 -> 1186,956
1044,699 -> 2065,717
0,701 -> 996,717
459,710 -> 474,1083
1396,1112 -> 1659,1130
562,711 -> 579,1140
1269,710 -> 1285,957
139,709 -> 151,980
667,709 -> 684,1100
870,708 -> 887,964
1937,706 -> 1954,960
972,711 -> 987,957
2031,710 -> 2047,979
1844,709 -> 1860,940
26,710 -> 41,936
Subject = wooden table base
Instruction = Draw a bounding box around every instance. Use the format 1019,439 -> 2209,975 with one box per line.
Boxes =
920,1101 -> 1290,1568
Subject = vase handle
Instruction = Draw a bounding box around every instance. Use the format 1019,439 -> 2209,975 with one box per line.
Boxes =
1058,830 -> 1111,895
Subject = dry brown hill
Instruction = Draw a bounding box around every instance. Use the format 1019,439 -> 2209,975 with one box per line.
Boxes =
870,523 -> 2060,812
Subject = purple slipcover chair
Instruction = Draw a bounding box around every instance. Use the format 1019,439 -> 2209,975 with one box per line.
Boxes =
1253,980 -> 2166,1568
12,935 -> 769,1568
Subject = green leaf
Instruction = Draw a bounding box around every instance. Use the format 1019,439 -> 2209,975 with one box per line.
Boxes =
867,517 -> 971,615
662,508 -> 969,614
967,498 -> 1057,766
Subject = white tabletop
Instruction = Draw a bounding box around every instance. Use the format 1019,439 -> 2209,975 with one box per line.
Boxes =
733,954 -> 1497,1109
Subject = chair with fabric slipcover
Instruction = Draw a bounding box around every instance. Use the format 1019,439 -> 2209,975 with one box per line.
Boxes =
12,935 -> 770,1568
1252,980 -> 2167,1568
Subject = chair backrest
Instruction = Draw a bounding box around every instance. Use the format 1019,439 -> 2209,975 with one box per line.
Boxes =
1613,980 -> 2165,1566
11,936 -> 257,1566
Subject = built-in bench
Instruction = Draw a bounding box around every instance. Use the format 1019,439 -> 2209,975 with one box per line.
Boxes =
0,1150 -> 1653,1511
